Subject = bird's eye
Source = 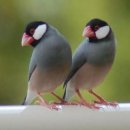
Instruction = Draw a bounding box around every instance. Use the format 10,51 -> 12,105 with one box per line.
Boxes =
94,25 -> 99,31
29,28 -> 35,35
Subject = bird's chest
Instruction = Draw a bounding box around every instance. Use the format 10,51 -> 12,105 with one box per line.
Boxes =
35,43 -> 69,69
29,64 -> 69,92
69,63 -> 112,89
86,43 -> 115,65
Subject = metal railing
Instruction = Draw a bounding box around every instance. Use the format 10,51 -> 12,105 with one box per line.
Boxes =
0,103 -> 130,130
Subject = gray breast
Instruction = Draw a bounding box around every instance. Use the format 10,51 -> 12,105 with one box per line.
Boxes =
68,63 -> 112,90
86,38 -> 116,65
35,31 -> 71,69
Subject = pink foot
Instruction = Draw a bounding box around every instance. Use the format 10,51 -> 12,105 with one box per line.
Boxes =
51,92 -> 65,103
62,101 -> 78,105
37,100 -> 60,110
90,103 -> 101,109
52,100 -> 78,105
76,89 -> 100,109
88,90 -> 118,107
37,93 -> 61,110
76,100 -> 100,109
94,100 -> 118,107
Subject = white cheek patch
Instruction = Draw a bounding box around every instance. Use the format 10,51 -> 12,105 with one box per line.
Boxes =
33,24 -> 47,40
96,26 -> 110,39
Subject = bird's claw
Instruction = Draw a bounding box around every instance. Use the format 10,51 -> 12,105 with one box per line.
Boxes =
62,101 -> 78,105
42,102 -> 61,111
51,100 -> 78,105
35,100 -> 61,110
90,103 -> 101,109
76,100 -> 100,109
94,100 -> 118,107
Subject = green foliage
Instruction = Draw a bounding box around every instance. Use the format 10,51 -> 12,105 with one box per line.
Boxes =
0,0 -> 130,104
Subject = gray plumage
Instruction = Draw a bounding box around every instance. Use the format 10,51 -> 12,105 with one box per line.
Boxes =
22,23 -> 72,105
63,20 -> 116,101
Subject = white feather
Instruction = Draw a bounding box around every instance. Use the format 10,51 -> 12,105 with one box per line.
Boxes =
33,24 -> 47,40
96,26 -> 110,39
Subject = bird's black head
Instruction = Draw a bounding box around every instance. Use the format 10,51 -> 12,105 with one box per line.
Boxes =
21,21 -> 48,47
82,18 -> 111,42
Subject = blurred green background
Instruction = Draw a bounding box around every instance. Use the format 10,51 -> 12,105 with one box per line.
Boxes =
0,0 -> 130,104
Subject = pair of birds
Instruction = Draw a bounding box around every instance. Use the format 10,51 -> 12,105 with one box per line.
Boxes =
21,18 -> 116,109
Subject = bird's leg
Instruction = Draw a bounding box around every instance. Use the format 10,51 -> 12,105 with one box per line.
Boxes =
51,92 -> 65,103
51,92 -> 77,105
88,90 -> 117,107
37,93 -> 60,110
76,89 -> 100,109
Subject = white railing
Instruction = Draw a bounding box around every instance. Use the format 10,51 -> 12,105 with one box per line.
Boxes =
0,103 -> 130,130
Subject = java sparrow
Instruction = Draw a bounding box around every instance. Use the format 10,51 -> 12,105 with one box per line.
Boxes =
21,21 -> 72,109
63,18 -> 117,108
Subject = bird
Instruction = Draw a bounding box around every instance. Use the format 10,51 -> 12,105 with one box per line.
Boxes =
21,21 -> 72,109
63,18 -> 117,108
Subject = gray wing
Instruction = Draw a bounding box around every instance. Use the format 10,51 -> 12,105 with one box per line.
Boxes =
63,40 -> 88,87
22,51 -> 37,105
28,51 -> 37,81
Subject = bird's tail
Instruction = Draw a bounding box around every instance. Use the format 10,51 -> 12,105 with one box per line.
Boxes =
63,83 -> 75,101
63,88 -> 67,100
21,96 -> 26,105
21,88 -> 37,105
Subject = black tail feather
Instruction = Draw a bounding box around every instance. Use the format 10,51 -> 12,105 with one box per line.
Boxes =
21,96 -> 26,105
63,88 -> 66,100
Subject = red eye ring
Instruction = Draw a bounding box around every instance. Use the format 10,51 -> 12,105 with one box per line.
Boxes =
94,25 -> 99,31
29,28 -> 35,35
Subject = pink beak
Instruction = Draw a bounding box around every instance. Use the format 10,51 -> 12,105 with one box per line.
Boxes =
21,33 -> 34,46
82,26 -> 95,38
